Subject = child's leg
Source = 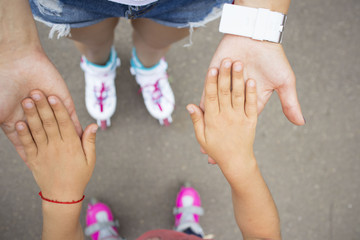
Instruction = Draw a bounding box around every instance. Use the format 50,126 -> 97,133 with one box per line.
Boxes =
130,18 -> 189,125
70,17 -> 119,65
69,18 -> 120,129
131,18 -> 189,67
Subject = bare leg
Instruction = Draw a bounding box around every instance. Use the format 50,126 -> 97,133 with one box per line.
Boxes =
131,19 -> 190,67
70,18 -> 119,65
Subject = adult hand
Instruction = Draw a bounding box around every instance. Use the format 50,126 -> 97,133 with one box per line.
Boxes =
200,35 -> 305,163
0,47 -> 83,164
204,34 -> 304,124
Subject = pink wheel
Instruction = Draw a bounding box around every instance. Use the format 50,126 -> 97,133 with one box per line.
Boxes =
163,118 -> 170,127
100,120 -> 107,130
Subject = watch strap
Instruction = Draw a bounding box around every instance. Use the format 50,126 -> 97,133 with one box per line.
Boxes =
219,4 -> 287,43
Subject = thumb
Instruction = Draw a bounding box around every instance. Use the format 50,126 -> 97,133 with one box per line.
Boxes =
276,80 -> 305,126
186,104 -> 205,145
82,123 -> 98,166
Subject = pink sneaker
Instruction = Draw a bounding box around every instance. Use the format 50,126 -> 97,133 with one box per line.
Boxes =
85,198 -> 124,240
173,184 -> 204,237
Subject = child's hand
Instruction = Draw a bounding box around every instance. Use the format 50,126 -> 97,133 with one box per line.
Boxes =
15,90 -> 98,202
187,59 -> 257,177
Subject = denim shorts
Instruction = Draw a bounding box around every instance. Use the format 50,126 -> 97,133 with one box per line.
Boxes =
30,0 -> 232,38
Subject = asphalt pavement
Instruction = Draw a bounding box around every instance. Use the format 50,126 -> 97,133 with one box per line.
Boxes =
1,0 -> 359,239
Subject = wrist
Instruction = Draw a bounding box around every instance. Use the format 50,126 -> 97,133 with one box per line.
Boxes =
42,200 -> 83,210
222,33 -> 281,47
39,189 -> 85,204
0,1 -> 42,53
234,0 -> 290,14
219,154 -> 258,187
42,200 -> 83,222
0,41 -> 43,58
42,201 -> 84,239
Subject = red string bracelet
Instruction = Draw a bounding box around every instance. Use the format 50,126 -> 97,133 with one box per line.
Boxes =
39,192 -> 85,204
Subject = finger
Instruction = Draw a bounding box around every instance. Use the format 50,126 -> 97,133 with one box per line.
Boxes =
231,61 -> 245,112
3,125 -> 29,165
70,111 -> 83,138
15,121 -> 37,160
218,59 -> 232,111
59,93 -> 83,137
208,156 -> 217,165
30,91 -> 60,141
22,98 -> 47,146
48,96 -> 78,140
245,79 -> 258,119
276,82 -> 305,125
186,104 -> 205,146
200,146 -> 207,154
205,68 -> 219,115
82,124 -> 98,167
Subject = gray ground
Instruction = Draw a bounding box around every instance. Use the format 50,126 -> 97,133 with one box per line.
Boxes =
1,0 -> 360,239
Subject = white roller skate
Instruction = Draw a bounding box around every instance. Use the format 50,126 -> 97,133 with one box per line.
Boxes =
130,48 -> 175,126
81,47 -> 120,130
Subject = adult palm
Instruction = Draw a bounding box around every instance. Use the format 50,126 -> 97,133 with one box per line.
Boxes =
0,48 -> 82,163
204,34 -> 304,125
200,34 -> 305,164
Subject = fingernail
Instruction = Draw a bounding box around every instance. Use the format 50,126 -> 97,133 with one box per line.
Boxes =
24,101 -> 33,109
48,97 -> 57,105
91,126 -> 98,133
234,63 -> 242,72
31,94 -> 41,101
210,68 -> 217,76
224,61 -> 231,68
248,80 -> 255,87
16,123 -> 24,131
186,106 -> 194,114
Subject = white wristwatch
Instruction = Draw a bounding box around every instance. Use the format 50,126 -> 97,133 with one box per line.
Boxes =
219,4 -> 287,43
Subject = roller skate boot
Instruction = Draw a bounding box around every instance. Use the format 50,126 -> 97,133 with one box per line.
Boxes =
130,48 -> 175,126
85,198 -> 124,240
173,183 -> 204,237
81,47 -> 120,130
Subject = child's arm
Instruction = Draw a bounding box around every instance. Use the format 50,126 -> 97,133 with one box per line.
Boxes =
187,60 -> 281,239
16,91 -> 98,240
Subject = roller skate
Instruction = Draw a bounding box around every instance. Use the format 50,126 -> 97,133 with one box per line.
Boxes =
81,47 -> 120,130
85,198 -> 125,240
130,48 -> 175,126
173,183 -> 204,238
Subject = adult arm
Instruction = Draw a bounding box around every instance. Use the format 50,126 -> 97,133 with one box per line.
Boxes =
0,0 -> 82,163
189,60 -> 281,239
201,0 -> 303,164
